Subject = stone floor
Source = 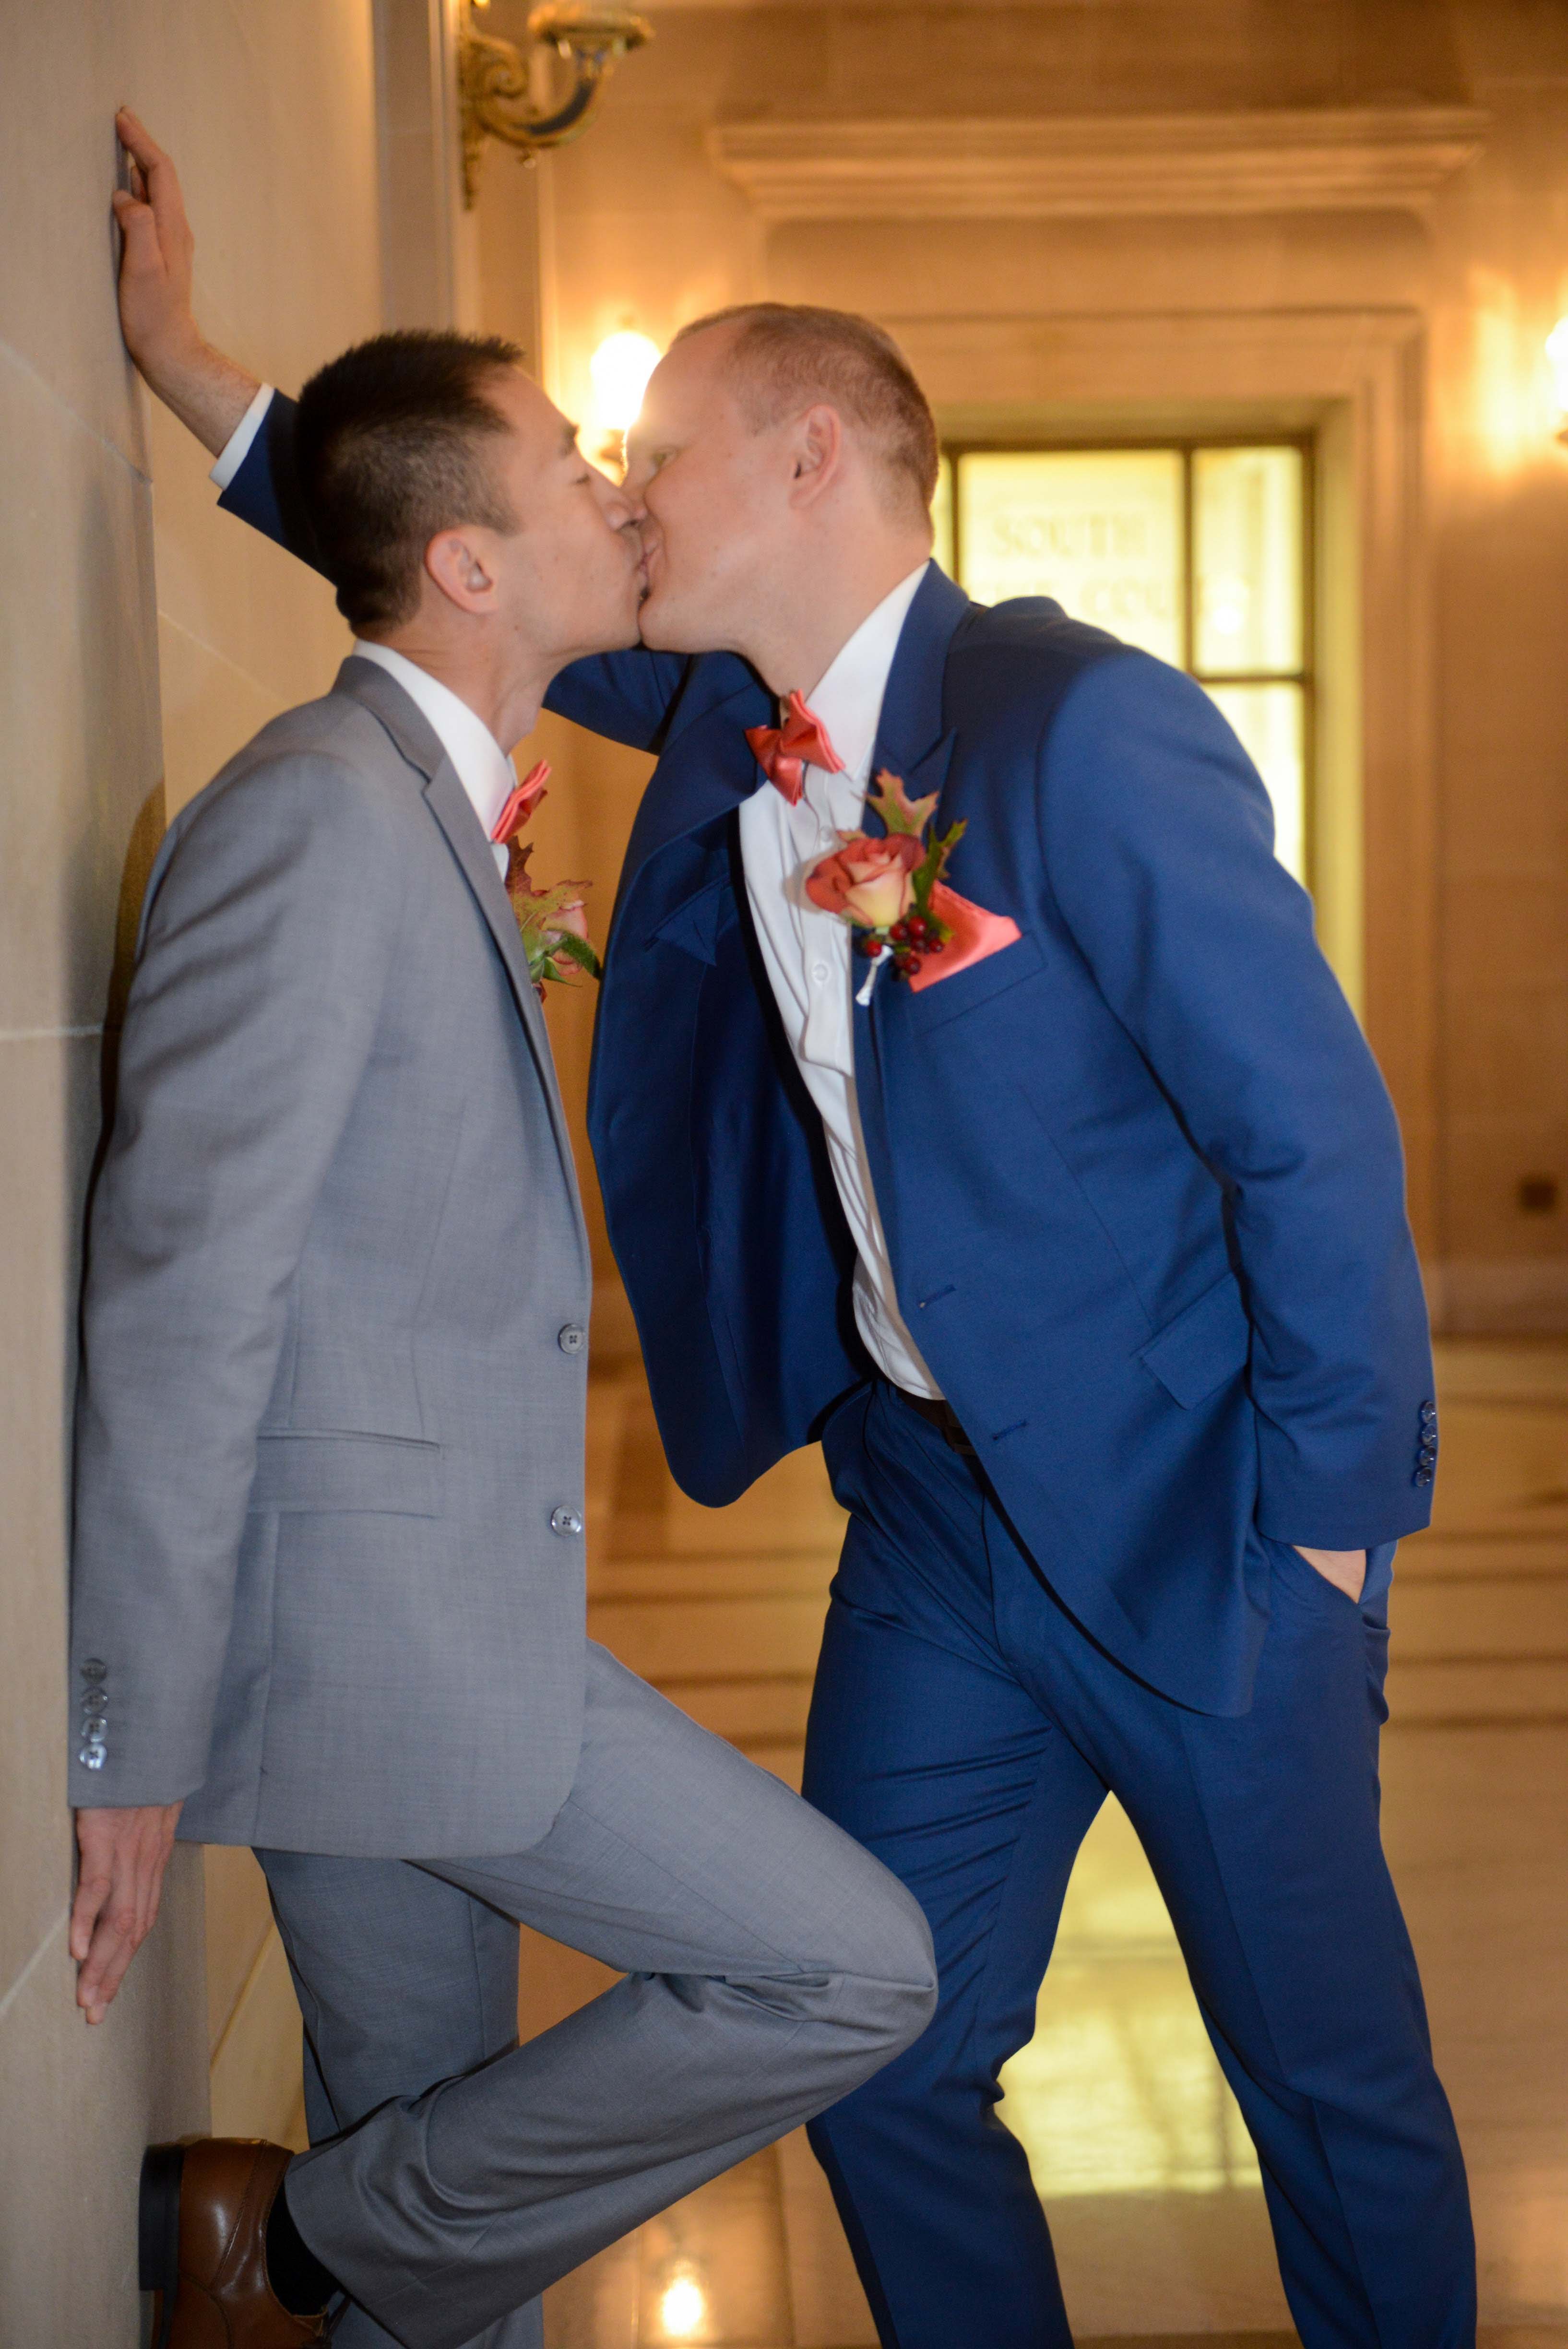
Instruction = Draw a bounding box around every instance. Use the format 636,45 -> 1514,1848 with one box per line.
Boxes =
531,1340 -> 1568,2347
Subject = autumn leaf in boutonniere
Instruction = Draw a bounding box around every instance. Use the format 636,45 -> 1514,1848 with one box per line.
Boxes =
805,768 -> 967,991
490,760 -> 603,998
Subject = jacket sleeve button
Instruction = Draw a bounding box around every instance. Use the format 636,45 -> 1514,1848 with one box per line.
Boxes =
549,1507 -> 583,1536
558,1325 -> 586,1355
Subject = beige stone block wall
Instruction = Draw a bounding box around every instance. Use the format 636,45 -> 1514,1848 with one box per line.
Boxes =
143,0 -> 388,2160
1,2 -> 383,2326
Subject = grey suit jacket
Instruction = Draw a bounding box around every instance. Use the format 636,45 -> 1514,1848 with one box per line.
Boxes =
68,658 -> 593,1856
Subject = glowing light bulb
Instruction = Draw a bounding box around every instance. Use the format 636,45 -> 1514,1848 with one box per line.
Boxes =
590,330 -> 662,432
658,2268 -> 707,2339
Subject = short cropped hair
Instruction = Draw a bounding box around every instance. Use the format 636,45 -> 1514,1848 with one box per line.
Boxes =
295,331 -> 524,630
673,303 -> 938,521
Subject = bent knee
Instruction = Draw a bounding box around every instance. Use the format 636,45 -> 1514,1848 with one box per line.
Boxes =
842,1879 -> 938,2052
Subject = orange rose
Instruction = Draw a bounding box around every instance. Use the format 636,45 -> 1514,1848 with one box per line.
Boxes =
806,831 -> 922,931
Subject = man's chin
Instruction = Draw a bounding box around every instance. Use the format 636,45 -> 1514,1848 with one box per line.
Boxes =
636,590 -> 701,654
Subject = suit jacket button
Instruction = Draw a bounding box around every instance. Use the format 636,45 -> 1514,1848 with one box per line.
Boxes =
78,1748 -> 107,1770
1414,1468 -> 1434,1487
550,1507 -> 583,1536
558,1325 -> 586,1355
81,1660 -> 107,1680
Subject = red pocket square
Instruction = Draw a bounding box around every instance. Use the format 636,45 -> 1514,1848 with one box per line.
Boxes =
906,885 -> 1022,992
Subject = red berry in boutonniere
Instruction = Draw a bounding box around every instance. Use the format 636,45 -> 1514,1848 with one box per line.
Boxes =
804,767 -> 967,988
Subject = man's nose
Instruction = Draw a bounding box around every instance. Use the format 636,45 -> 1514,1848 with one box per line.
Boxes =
594,468 -> 643,530
614,472 -> 649,525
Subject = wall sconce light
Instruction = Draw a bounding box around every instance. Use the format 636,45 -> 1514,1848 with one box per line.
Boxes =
589,328 -> 661,466
459,0 -> 653,208
656,2262 -> 708,2340
1546,317 -> 1568,442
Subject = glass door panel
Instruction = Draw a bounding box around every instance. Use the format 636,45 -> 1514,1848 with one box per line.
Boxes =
1192,446 -> 1304,677
956,450 -> 1184,665
1203,683 -> 1307,883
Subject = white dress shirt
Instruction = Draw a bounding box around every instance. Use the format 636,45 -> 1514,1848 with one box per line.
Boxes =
738,563 -> 943,1400
210,382 -> 275,492
351,640 -> 517,879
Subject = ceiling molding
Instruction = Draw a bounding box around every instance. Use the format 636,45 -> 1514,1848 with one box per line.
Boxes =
706,106 -> 1489,222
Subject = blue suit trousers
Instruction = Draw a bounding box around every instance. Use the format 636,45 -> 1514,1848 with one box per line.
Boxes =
802,1383 -> 1475,2349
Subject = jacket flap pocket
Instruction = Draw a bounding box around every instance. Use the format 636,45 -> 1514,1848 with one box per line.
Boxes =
908,930 -> 1044,1032
648,874 -> 730,964
1137,1274 -> 1250,1409
249,1431 -> 444,1517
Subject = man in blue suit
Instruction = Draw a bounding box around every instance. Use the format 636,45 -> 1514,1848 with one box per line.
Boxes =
118,120 -> 1473,2348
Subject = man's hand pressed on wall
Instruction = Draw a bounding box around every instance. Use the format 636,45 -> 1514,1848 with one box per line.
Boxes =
71,1802 -> 183,2024
111,108 -> 259,454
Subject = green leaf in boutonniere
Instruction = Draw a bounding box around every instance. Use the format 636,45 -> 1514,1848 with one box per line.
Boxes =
549,928 -> 604,983
503,843 -> 602,993
867,768 -> 941,838
911,817 -> 965,916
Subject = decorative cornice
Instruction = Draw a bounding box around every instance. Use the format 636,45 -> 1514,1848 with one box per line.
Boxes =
707,106 -> 1488,223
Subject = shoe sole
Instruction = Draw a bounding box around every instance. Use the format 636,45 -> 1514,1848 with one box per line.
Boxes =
139,2144 -> 184,2349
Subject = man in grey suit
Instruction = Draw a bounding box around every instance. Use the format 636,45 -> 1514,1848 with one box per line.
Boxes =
69,326 -> 935,2349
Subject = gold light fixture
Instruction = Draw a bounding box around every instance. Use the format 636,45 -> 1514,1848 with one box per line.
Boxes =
459,0 -> 653,207
1547,318 -> 1568,442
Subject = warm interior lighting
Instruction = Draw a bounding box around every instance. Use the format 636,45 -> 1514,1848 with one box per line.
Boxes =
1546,318 -> 1568,441
657,2266 -> 708,2338
590,329 -> 661,432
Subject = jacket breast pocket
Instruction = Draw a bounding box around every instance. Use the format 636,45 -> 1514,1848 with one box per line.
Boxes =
908,931 -> 1045,1034
249,1430 -> 445,1518
1137,1272 -> 1251,1408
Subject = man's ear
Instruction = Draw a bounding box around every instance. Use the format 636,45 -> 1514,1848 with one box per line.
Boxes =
787,404 -> 843,509
425,528 -> 499,613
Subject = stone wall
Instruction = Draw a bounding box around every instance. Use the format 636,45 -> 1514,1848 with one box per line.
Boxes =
0,2 -> 383,2330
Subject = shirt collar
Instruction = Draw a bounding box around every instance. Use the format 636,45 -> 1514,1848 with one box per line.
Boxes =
352,640 -> 517,842
800,562 -> 930,788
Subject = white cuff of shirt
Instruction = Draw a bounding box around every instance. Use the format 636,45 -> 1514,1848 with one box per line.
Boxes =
209,383 -> 275,492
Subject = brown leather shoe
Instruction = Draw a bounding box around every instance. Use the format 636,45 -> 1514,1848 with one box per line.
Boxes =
140,2139 -> 328,2347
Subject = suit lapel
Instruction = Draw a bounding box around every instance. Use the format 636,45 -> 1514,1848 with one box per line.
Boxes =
332,658 -> 582,1208
859,565 -> 972,1094
866,563 -> 971,825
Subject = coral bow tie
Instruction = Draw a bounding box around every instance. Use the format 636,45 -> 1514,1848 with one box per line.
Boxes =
490,761 -> 550,846
745,692 -> 844,807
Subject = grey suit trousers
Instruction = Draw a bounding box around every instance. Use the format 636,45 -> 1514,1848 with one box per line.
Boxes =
261,1645 -> 937,2349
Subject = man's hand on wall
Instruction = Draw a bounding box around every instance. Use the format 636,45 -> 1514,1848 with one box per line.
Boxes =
71,1802 -> 183,2025
112,109 -> 261,455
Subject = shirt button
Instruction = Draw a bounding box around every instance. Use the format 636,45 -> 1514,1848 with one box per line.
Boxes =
811,961 -> 830,985
558,1324 -> 586,1355
549,1507 -> 583,1537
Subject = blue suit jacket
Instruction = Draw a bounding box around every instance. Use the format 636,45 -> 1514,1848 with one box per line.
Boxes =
222,397 -> 1436,1715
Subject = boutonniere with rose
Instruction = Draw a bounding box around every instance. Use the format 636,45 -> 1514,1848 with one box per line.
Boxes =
489,761 -> 603,999
804,769 -> 1024,1001
805,770 -> 961,987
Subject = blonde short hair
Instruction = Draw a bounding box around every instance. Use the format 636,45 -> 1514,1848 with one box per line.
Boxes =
673,302 -> 939,520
